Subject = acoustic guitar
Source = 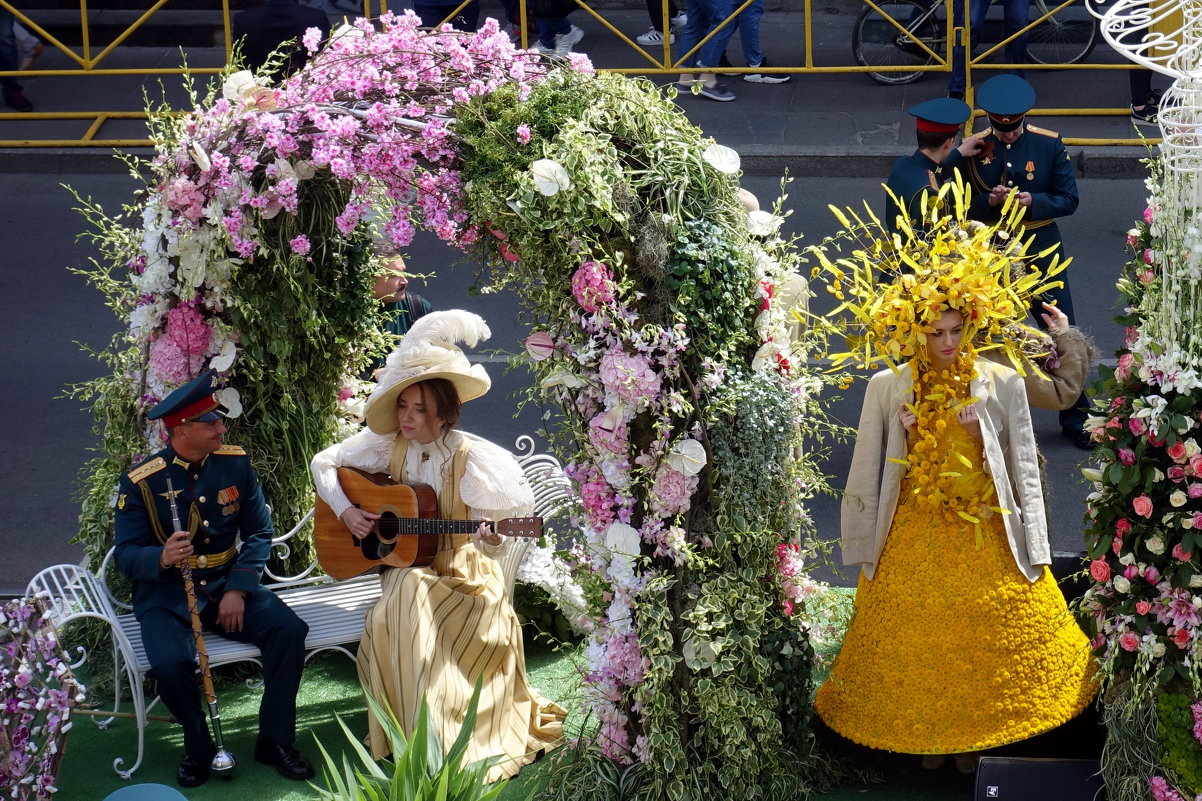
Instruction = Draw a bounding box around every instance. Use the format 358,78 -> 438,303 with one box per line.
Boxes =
313,466 -> 544,580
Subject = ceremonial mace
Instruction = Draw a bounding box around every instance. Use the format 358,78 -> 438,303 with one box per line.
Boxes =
167,476 -> 237,776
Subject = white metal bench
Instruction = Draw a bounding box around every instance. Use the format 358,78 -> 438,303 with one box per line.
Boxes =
24,435 -> 576,779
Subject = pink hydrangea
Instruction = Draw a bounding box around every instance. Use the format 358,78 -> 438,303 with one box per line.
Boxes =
1149,776 -> 1184,801
571,260 -> 616,313
599,349 -> 660,405
149,304 -> 213,385
588,410 -> 628,456
649,464 -> 698,518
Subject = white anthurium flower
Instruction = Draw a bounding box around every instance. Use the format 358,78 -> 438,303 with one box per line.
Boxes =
604,522 -> 639,557
216,387 -> 243,418
667,438 -> 707,477
540,369 -> 586,389
331,21 -> 366,40
530,159 -> 571,196
222,70 -> 257,102
598,402 -> 627,434
747,209 -> 783,237
702,143 -> 740,174
190,143 -> 212,173
210,340 -> 237,372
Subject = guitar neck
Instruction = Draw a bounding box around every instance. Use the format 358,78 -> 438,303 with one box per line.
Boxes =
376,517 -> 538,537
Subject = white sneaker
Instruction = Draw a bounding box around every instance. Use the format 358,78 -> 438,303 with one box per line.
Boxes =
554,24 -> 584,55
670,11 -> 688,29
636,28 -> 674,45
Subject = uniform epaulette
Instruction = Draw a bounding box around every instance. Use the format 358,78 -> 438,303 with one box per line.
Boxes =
127,456 -> 167,483
213,444 -> 246,456
1026,124 -> 1059,138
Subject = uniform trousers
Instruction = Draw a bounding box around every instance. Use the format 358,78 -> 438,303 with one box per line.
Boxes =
139,585 -> 308,762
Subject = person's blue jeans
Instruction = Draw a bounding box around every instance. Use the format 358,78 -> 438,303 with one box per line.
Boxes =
536,16 -> 570,48
0,10 -> 21,99
948,0 -> 1029,95
735,0 -> 765,68
412,1 -> 480,31
675,0 -> 738,69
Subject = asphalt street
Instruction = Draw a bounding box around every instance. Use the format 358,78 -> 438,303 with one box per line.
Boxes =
0,170 -> 1148,595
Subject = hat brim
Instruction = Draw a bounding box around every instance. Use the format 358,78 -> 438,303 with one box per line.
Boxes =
364,370 -> 490,435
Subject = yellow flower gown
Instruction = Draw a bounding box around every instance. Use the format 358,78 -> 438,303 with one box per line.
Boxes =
815,407 -> 1097,754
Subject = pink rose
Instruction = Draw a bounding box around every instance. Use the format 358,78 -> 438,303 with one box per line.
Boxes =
1112,536 -> 1123,555
1136,600 -> 1152,616
524,331 -> 556,361
1193,512 -> 1202,529
1175,628 -> 1193,648
1174,543 -> 1194,562
1119,448 -> 1137,465
1125,564 -> 1140,579
1145,565 -> 1161,583
1144,206 -> 1155,223
1119,631 -> 1141,651
1169,441 -> 1188,463
1089,559 -> 1111,582
337,385 -> 354,402
1129,417 -> 1147,437
1190,454 -> 1202,475
1116,518 -> 1133,536
1117,353 -> 1135,381
1133,494 -> 1154,518
1127,233 -> 1139,247
1168,465 -> 1186,482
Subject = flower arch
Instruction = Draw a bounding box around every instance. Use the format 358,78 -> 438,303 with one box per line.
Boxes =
75,12 -> 842,798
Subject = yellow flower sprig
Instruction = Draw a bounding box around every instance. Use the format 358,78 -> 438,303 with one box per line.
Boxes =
813,176 -> 1067,376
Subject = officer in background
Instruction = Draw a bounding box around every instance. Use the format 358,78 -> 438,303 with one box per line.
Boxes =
232,0 -> 330,81
114,370 -> 314,787
965,74 -> 1090,449
884,97 -> 985,236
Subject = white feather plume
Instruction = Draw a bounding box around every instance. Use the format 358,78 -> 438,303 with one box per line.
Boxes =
372,310 -> 492,397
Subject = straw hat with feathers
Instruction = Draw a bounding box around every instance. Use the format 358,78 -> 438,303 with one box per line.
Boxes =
364,310 -> 492,434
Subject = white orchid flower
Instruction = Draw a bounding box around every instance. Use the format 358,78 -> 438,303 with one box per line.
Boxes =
540,369 -> 585,389
531,159 -> 571,196
702,143 -> 740,174
604,522 -> 639,557
666,438 -> 707,477
748,209 -> 783,237
222,70 -> 258,102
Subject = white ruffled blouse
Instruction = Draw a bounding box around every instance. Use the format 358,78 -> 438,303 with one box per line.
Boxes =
310,428 -> 534,555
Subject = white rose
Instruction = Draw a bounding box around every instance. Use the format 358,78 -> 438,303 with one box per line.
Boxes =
1120,552 -> 1137,566
1190,574 -> 1202,588
1147,535 -> 1167,555
1187,438 -> 1201,457
1153,468 -> 1166,483
530,159 -> 571,196
222,69 -> 258,102
666,439 -> 707,477
1171,490 -> 1188,507
1113,575 -> 1131,593
1151,640 -> 1167,658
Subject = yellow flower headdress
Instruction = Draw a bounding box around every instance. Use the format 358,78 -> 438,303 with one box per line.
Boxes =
816,175 -> 1067,375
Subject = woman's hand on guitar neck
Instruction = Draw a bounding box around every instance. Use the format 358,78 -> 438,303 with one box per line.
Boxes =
472,518 -> 504,548
341,506 -> 382,540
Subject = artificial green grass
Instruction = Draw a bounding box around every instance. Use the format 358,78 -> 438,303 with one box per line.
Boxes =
54,638 -> 584,801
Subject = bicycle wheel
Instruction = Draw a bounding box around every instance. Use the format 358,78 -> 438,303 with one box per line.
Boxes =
852,0 -> 941,86
1026,0 -> 1098,66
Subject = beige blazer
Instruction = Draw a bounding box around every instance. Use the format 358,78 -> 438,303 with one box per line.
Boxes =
841,360 -> 1049,582
981,326 -> 1095,412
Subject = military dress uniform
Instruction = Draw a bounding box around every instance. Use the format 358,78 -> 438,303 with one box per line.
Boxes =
113,372 -> 309,780
884,97 -> 972,235
967,75 -> 1089,442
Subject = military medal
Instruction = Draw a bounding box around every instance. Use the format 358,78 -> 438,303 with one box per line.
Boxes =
1025,160 -> 1035,180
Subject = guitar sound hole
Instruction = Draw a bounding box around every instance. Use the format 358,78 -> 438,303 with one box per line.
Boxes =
359,511 -> 399,560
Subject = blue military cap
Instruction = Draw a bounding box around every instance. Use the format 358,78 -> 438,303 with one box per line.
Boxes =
147,369 -> 242,427
976,74 -> 1036,131
908,97 -> 971,133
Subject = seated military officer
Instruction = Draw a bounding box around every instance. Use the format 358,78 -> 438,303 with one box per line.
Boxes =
114,370 -> 314,787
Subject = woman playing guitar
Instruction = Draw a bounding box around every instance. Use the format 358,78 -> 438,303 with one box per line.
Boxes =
310,310 -> 565,781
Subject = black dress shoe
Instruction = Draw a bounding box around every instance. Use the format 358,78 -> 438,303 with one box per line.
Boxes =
254,735 -> 314,781
1064,428 -> 1096,450
178,755 -> 211,787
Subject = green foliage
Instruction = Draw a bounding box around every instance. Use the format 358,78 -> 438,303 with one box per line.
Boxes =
665,220 -> 756,364
313,676 -> 507,801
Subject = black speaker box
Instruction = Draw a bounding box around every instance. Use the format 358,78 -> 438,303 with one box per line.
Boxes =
974,756 -> 1104,801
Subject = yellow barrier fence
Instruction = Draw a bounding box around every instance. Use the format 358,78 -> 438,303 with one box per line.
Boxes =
0,0 -> 1158,147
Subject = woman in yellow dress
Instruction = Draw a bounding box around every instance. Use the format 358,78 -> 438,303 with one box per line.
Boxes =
311,310 -> 565,780
813,208 -> 1098,772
